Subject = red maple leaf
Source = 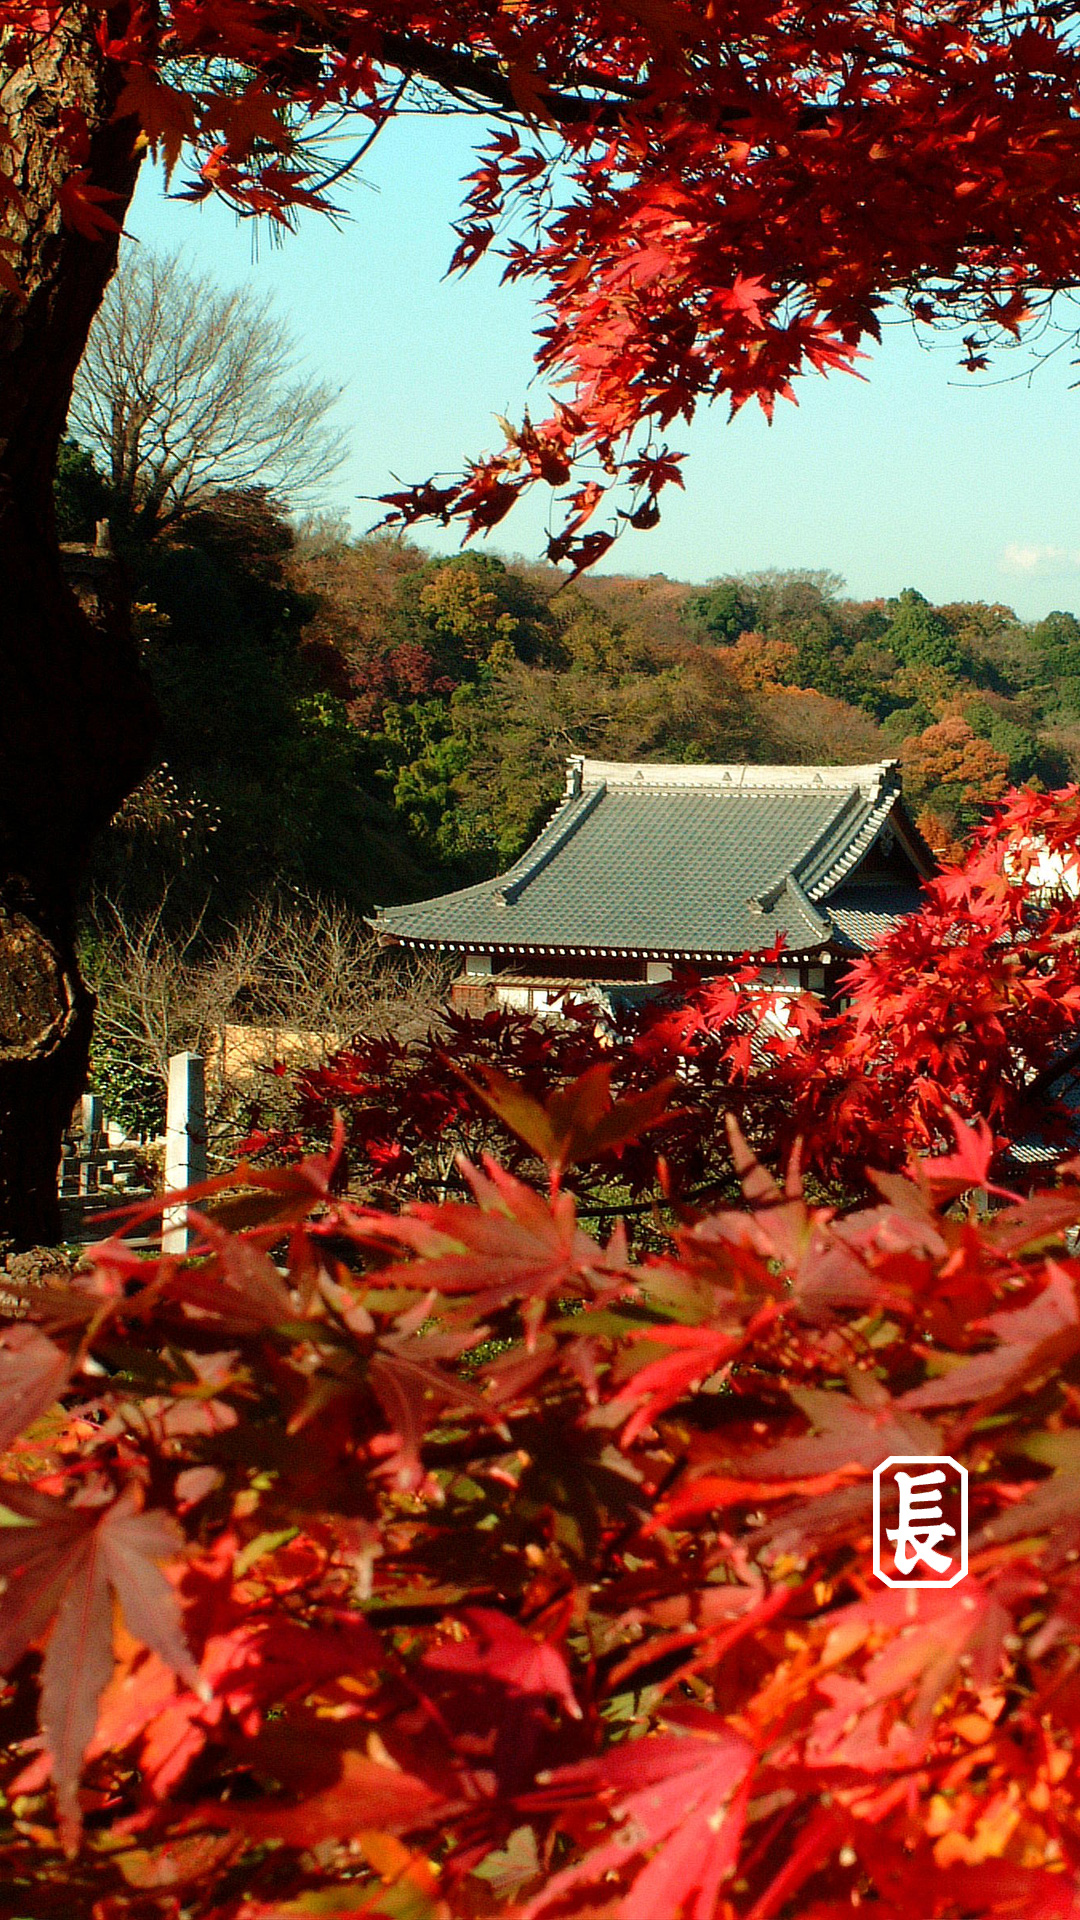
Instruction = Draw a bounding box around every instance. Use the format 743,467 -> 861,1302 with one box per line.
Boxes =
519,1715 -> 755,1919
83,1599 -> 382,1801
56,172 -> 123,240
343,1154 -> 633,1324
0,1482 -> 202,1849
718,272 -> 771,327
612,1317 -> 770,1446
0,1323 -> 70,1451
900,1261 -> 1080,1410
912,1111 -> 1014,1202
209,1746 -> 452,1846
805,1580 -> 1011,1771
113,66 -> 197,180
367,1326 -> 508,1490
740,1378 -> 943,1475
423,1606 -> 580,1720
458,1059 -> 677,1177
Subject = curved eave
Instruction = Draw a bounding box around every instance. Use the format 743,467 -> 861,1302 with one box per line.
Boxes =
372,933 -> 836,963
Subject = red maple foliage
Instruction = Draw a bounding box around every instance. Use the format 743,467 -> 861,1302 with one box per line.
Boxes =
8,3 -> 1080,567
280,787 -> 1080,1207
6,791 -> 1080,1916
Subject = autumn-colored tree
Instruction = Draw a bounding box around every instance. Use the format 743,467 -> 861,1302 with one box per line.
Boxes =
9,791 -> 1080,1917
887,660 -> 956,719
9,0 -> 1080,1247
902,710 -> 1011,819
724,630 -> 799,694
290,527 -> 456,727
915,804 -> 967,864
758,682 -> 890,766
938,600 -> 1022,652
418,561 -> 521,663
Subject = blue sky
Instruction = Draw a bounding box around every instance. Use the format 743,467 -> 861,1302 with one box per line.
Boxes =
126,111 -> 1080,621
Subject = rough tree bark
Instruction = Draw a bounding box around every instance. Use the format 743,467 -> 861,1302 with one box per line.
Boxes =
0,11 -> 155,1247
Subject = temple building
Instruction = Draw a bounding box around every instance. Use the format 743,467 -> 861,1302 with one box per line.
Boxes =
370,757 -> 936,1015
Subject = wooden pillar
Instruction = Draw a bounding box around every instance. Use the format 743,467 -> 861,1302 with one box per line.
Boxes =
162,1051 -> 206,1254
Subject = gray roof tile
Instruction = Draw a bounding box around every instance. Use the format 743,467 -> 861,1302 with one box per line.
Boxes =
827,883 -> 929,953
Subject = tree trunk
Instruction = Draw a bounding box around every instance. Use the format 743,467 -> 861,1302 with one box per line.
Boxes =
0,11 -> 155,1247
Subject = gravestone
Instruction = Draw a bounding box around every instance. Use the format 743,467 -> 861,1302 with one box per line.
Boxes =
162,1051 -> 207,1254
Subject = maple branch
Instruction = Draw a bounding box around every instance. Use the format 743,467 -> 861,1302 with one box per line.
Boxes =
316,75 -> 410,192
376,31 -> 645,127
378,35 -> 977,137
359,1589 -> 505,1624
574,1178 -> 738,1218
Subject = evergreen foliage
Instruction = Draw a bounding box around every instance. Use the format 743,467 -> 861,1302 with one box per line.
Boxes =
59,441 -> 1080,931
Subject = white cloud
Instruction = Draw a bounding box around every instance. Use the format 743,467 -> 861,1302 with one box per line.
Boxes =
1002,541 -> 1077,573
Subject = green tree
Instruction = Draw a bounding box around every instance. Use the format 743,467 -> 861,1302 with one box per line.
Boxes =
884,587 -> 969,678
1030,611 -> 1080,705
53,438 -> 112,543
90,492 -> 427,929
687,579 -> 757,643
790,628 -> 864,707
965,703 -> 1044,783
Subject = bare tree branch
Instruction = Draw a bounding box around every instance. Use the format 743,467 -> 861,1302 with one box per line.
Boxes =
84,894 -> 454,1154
69,247 -> 348,533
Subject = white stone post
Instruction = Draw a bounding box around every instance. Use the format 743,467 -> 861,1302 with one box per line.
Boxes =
79,1092 -> 102,1194
162,1051 -> 207,1254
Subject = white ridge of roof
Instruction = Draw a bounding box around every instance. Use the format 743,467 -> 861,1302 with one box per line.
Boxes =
571,757 -> 897,794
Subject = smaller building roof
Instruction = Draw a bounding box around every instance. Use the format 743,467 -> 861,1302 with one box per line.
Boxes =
371,756 -> 934,962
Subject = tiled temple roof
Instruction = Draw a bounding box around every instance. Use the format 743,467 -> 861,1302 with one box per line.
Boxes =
371,757 -> 935,961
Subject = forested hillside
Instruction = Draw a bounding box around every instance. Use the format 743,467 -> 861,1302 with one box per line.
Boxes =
59,443 -> 1080,926
292,523 -> 1076,882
